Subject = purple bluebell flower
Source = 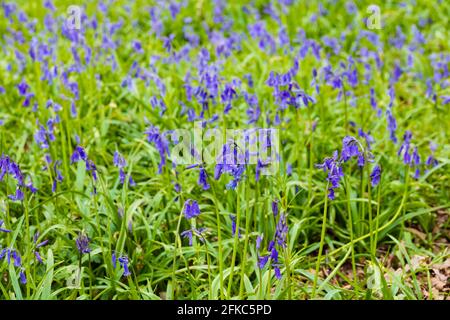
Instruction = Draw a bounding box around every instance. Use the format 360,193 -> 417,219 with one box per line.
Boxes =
145,125 -> 170,174
19,270 -> 27,284
71,146 -> 87,163
386,109 -> 397,143
316,151 -> 344,200
441,96 -> 450,105
412,147 -> 421,166
132,40 -> 144,54
341,136 -> 363,163
230,214 -> 241,238
181,228 -> 206,246
17,79 -> 29,96
274,214 -> 288,248
198,167 -> 210,190
0,220 -> 10,233
358,128 -> 374,150
256,234 -> 263,250
426,142 -> 438,168
33,232 -> 48,263
118,255 -> 131,277
370,165 -> 381,187
181,229 -> 194,246
184,199 -> 201,220
75,233 -> 91,255
258,255 -> 269,269
112,252 -> 117,269
272,200 -> 279,217
113,151 -> 134,186
398,131 -> 412,165
8,188 -> 24,201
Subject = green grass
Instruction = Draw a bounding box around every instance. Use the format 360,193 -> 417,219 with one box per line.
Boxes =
0,0 -> 449,300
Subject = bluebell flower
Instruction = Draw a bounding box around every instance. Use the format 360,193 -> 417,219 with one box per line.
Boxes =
118,255 -> 131,277
256,234 -> 263,250
274,265 -> 282,279
341,136 -> 363,163
0,220 -> 10,233
386,109 -> 397,143
181,228 -> 206,246
426,142 -> 438,168
198,167 -> 210,190
398,131 -> 412,165
113,151 -> 135,186
33,232 -> 48,264
71,146 -> 87,163
19,270 -> 27,284
272,200 -> 279,217
112,252 -> 117,269
17,79 -> 29,96
316,151 -> 343,200
75,233 -> 91,255
8,188 -> 24,201
184,199 -> 201,220
230,214 -> 241,238
370,165 -> 381,187
274,214 -> 288,248
258,255 -> 269,269
145,125 -> 170,174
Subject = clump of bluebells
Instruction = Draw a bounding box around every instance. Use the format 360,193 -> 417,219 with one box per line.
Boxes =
0,154 -> 37,201
0,246 -> 27,284
145,125 -> 170,174
256,206 -> 289,280
398,130 -> 423,179
181,199 -> 206,246
316,136 -> 374,200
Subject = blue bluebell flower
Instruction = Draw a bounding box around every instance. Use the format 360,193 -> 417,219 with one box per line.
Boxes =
370,165 -> 381,187
118,255 -> 131,277
184,199 -> 201,220
75,233 -> 91,255
0,220 -> 10,233
145,125 -> 170,174
181,228 -> 206,246
230,214 -> 241,238
198,167 -> 210,190
272,200 -> 279,217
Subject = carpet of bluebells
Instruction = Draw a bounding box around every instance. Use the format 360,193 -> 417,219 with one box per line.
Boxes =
0,0 -> 449,300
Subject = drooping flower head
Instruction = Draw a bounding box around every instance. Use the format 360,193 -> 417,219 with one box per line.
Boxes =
370,165 -> 381,187
75,233 -> 91,255
183,199 -> 201,220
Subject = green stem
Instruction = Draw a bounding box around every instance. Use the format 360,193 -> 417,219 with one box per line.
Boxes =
326,166 -> 410,259
227,184 -> 242,297
312,182 -> 329,298
239,177 -> 251,298
345,175 -> 358,293
211,184 -> 225,299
